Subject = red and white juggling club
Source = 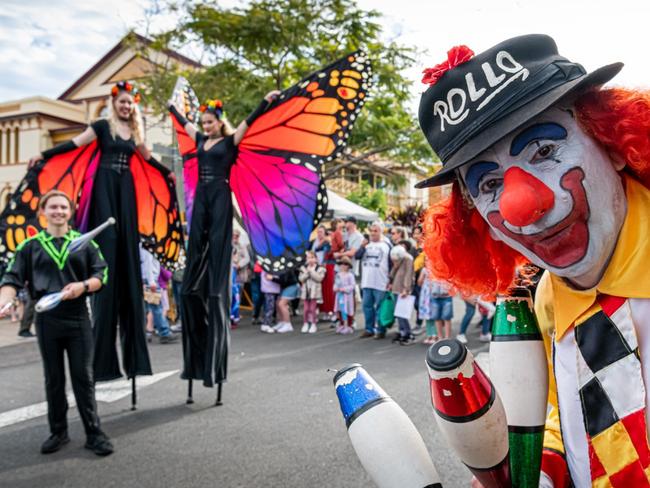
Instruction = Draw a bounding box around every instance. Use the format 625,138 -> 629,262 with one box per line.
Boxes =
426,340 -> 511,488
334,364 -> 443,488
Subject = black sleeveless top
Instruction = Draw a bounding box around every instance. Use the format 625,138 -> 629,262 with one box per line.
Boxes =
195,133 -> 237,184
91,119 -> 136,172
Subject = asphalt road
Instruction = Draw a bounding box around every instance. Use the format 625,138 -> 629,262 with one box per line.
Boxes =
0,305 -> 488,488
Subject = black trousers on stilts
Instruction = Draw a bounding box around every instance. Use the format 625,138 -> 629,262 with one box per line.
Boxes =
35,311 -> 104,437
181,183 -> 231,387
90,167 -> 151,381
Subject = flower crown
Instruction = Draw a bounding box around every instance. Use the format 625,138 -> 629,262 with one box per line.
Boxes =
111,81 -> 141,104
199,99 -> 224,118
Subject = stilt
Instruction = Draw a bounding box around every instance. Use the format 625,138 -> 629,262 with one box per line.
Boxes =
186,379 -> 194,404
131,376 -> 137,411
215,382 -> 223,406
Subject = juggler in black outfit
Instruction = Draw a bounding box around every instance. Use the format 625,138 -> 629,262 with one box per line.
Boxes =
0,230 -> 110,450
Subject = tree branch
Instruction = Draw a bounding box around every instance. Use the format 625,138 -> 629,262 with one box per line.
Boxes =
323,145 -> 393,179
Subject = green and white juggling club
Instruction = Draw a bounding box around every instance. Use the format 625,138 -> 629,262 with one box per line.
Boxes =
489,286 -> 548,488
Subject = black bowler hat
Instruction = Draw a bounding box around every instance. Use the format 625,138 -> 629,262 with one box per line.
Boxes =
416,34 -> 622,188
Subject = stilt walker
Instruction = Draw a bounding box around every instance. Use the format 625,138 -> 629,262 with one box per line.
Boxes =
169,52 -> 371,403
170,91 -> 281,400
0,81 -> 184,410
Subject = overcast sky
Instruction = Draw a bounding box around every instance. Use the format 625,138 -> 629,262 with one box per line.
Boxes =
1,0 -> 648,109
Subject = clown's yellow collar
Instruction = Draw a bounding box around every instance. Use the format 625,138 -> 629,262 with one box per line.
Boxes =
549,175 -> 650,339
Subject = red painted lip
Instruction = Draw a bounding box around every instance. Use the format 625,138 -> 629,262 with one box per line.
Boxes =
487,167 -> 590,269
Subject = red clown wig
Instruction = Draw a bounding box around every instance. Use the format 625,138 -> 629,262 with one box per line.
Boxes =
423,88 -> 650,297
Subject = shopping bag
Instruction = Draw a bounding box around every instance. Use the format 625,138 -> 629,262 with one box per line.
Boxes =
378,293 -> 396,328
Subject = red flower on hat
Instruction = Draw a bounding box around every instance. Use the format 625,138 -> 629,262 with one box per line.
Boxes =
421,45 -> 475,86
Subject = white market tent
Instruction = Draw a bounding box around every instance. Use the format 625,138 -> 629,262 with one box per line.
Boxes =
326,189 -> 378,222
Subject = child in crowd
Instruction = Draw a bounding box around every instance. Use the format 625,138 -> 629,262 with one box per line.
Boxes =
457,297 -> 495,343
260,271 -> 280,333
269,269 -> 300,334
333,257 -> 355,334
417,262 -> 438,344
431,278 -> 453,341
299,251 -> 326,334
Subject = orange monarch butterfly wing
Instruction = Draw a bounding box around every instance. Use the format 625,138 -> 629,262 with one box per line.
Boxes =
129,152 -> 184,270
234,51 -> 372,272
0,141 -> 100,272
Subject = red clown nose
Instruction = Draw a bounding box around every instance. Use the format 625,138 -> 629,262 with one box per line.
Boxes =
499,167 -> 555,227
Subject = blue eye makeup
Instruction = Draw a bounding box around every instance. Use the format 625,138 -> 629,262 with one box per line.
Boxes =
465,161 -> 499,198
510,122 -> 567,156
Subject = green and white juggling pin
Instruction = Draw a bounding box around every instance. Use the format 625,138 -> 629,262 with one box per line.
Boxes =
489,286 -> 548,488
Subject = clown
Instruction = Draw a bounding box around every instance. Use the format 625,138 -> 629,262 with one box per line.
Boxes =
418,35 -> 650,487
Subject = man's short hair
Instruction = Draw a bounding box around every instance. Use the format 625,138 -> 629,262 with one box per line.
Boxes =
369,220 -> 384,232
39,190 -> 73,211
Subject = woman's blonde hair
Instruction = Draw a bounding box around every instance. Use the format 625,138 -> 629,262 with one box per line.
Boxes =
106,94 -> 145,146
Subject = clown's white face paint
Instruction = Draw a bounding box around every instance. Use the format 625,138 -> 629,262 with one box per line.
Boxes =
459,106 -> 627,288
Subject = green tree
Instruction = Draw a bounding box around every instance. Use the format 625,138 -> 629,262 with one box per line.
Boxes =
142,0 -> 436,178
347,181 -> 387,218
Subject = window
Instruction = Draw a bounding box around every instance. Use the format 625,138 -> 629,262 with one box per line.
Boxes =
14,127 -> 19,163
361,171 -> 375,187
344,168 -> 360,183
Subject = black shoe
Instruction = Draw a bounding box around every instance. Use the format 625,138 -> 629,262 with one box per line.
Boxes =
18,330 -> 35,338
374,331 -> 386,340
85,434 -> 114,456
359,330 -> 374,339
41,432 -> 70,454
399,334 -> 416,346
159,333 -> 179,344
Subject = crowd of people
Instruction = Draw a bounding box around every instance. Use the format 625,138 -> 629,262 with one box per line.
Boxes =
207,216 -> 496,347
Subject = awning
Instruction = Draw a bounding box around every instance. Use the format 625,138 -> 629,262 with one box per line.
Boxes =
326,189 -> 378,222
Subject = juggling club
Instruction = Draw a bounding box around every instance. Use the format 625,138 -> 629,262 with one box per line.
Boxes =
490,286 -> 548,488
426,340 -> 511,488
68,217 -> 116,253
334,363 -> 443,488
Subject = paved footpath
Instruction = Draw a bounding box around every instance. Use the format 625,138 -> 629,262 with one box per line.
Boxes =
0,299 -> 489,488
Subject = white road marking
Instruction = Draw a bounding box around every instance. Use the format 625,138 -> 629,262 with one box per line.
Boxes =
95,370 -> 178,403
0,370 -> 179,430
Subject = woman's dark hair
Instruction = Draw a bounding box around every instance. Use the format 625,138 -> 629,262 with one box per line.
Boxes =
398,239 -> 412,253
